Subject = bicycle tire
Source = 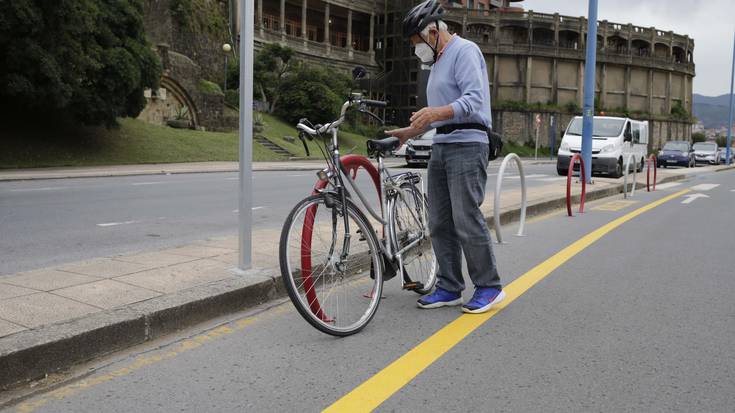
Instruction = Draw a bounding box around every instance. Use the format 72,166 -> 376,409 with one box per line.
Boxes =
388,183 -> 437,295
279,193 -> 383,336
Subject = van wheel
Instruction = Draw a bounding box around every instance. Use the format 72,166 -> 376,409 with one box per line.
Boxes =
557,168 -> 568,176
638,158 -> 645,172
612,159 -> 623,178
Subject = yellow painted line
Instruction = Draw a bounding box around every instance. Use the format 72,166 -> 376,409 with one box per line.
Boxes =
591,200 -> 638,212
324,188 -> 691,413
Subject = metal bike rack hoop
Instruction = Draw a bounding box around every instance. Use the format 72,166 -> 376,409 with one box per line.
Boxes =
566,153 -> 587,217
646,154 -> 657,192
493,153 -> 527,244
623,154 -> 638,199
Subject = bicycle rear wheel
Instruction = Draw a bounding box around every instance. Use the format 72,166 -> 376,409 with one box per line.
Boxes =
279,193 -> 383,336
389,183 -> 437,295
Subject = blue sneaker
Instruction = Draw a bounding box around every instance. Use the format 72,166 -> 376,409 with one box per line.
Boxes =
462,287 -> 505,314
417,288 -> 463,309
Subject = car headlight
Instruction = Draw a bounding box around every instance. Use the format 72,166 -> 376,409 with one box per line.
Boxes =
600,144 -> 616,153
560,142 -> 570,152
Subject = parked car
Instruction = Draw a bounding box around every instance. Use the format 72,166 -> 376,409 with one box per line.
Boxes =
693,142 -> 720,165
657,141 -> 695,168
718,147 -> 734,164
400,129 -> 435,167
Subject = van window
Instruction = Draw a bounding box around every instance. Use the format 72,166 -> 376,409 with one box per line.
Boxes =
632,123 -> 641,143
567,118 -> 626,137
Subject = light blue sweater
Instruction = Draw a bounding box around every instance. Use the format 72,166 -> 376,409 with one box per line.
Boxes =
427,35 -> 492,144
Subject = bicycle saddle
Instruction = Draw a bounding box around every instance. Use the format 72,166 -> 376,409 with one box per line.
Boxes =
366,137 -> 401,156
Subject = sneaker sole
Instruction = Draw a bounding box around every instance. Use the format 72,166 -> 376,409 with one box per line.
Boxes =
461,290 -> 506,314
417,297 -> 463,309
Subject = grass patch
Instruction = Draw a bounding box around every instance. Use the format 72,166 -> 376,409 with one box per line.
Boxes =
0,113 -> 373,169
502,142 -> 552,158
259,113 -> 369,158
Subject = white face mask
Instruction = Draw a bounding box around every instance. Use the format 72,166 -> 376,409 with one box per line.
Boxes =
414,35 -> 435,65
414,42 -> 435,64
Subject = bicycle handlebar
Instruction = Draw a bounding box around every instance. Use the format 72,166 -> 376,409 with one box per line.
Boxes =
296,96 -> 387,138
361,99 -> 388,109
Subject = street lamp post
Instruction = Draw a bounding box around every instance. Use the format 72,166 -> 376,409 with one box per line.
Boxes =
223,43 -> 232,94
238,3 -> 254,270
581,0 -> 599,184
727,30 -> 735,165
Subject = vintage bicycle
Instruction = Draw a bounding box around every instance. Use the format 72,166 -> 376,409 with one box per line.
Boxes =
278,91 -> 437,336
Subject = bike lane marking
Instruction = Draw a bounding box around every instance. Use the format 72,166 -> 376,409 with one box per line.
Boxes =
323,188 -> 691,413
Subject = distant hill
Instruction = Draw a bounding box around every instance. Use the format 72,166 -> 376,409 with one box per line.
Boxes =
693,93 -> 734,128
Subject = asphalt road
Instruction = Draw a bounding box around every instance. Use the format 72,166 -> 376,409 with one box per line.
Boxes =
0,162 -> 556,275
4,169 -> 733,412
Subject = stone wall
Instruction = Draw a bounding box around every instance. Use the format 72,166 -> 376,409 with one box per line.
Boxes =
493,110 -> 692,152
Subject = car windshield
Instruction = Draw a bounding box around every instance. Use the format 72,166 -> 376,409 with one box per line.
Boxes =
566,118 -> 626,137
693,143 -> 716,152
663,142 -> 689,152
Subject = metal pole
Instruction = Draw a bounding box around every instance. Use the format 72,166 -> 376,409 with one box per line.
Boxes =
727,29 -> 735,165
550,115 -> 557,160
238,0 -> 254,270
224,54 -> 228,94
581,0 -> 598,183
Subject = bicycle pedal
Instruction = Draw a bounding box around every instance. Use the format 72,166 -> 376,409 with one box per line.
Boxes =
402,282 -> 424,291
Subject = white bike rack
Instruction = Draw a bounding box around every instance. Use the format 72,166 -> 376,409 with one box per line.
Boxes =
623,154 -> 638,199
493,153 -> 527,244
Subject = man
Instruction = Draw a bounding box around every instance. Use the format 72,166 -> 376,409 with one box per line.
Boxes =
386,0 -> 504,314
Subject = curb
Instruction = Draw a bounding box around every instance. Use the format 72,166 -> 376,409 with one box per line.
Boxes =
0,171 -> 689,391
0,269 -> 284,391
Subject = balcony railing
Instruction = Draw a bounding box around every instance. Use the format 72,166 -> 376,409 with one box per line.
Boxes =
256,29 -> 374,66
453,9 -> 693,52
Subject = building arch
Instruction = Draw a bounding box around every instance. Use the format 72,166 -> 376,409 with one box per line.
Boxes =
160,75 -> 200,128
500,24 -> 529,44
532,27 -> 555,46
631,39 -> 651,57
608,34 -> 628,54
654,42 -> 670,59
672,46 -> 686,63
559,29 -> 580,49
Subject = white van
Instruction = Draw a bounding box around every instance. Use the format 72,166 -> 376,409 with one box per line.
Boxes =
556,116 -> 649,178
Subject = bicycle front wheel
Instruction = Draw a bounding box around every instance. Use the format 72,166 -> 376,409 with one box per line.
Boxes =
279,194 -> 383,336
389,183 -> 437,295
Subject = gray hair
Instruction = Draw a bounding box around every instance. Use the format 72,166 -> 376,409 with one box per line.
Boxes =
420,20 -> 448,37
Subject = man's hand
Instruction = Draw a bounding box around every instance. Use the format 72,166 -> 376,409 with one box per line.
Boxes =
385,127 -> 420,143
409,105 -> 454,131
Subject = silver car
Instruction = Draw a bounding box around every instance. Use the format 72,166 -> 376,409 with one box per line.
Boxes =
693,142 -> 720,165
393,129 -> 436,167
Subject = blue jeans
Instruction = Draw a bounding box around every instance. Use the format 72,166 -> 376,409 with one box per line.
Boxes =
428,143 -> 501,293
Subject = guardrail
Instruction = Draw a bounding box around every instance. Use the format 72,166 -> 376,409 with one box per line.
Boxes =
646,154 -> 657,192
493,153 -> 527,244
566,153 -> 587,217
623,154 -> 638,199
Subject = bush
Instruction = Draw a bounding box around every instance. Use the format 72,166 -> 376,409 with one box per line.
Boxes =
225,89 -> 239,108
198,79 -> 224,96
692,132 -> 706,143
275,64 -> 351,125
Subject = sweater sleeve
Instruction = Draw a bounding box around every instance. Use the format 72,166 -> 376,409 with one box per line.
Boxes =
449,44 -> 487,122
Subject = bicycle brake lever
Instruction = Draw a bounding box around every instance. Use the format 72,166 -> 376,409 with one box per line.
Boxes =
298,132 -> 310,157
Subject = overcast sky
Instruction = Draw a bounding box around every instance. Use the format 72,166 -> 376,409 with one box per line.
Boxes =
522,0 -> 735,96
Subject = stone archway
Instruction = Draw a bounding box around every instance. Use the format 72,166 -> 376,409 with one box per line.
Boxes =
138,75 -> 200,128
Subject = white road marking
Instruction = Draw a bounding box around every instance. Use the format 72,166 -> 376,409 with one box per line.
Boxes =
538,177 -> 567,182
654,182 -> 683,190
505,174 -> 549,180
287,174 -> 308,177
233,207 -> 265,213
131,181 -> 165,186
681,194 -> 710,205
691,184 -> 720,191
10,187 -> 68,192
97,220 -> 141,227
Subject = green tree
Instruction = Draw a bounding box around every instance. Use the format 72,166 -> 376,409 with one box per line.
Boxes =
691,132 -> 706,143
0,0 -> 161,126
252,43 -> 295,114
276,64 -> 352,125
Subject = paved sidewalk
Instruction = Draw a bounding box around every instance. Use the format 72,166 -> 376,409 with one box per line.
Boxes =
0,163 -> 727,389
0,158 -> 556,181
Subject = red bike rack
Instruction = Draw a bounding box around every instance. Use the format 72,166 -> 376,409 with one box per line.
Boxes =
646,154 -> 657,192
300,155 -> 383,322
566,153 -> 587,217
